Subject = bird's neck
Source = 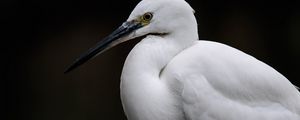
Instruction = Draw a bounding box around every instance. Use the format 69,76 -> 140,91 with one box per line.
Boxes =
120,36 -> 192,119
122,35 -> 193,81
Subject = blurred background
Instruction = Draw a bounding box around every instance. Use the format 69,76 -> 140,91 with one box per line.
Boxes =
3,0 -> 300,120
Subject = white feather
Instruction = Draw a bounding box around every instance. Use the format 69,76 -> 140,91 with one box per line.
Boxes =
116,0 -> 300,119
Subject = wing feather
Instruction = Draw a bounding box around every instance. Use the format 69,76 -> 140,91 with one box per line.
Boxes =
163,41 -> 300,120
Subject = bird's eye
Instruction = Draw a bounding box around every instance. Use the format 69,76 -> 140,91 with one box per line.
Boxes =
142,12 -> 153,22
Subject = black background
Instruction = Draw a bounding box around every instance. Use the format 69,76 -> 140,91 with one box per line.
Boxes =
3,0 -> 300,120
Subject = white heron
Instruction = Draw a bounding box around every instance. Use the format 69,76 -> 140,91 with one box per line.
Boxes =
65,0 -> 300,119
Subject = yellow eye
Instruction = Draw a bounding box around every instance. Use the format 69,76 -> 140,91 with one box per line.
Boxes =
142,12 -> 153,22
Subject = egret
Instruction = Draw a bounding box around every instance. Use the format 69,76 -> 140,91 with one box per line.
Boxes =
65,0 -> 300,119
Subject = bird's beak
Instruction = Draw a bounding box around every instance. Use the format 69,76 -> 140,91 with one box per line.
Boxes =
64,21 -> 143,73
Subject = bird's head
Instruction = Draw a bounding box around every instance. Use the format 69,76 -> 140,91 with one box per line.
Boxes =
65,0 -> 197,73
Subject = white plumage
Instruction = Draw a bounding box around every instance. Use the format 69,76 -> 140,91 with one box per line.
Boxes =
120,0 -> 300,119
66,0 -> 300,119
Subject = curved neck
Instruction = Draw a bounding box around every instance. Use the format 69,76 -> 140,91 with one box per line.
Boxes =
122,35 -> 193,77
120,36 -> 189,120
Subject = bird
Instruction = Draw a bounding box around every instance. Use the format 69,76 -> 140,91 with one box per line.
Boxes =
65,0 -> 300,119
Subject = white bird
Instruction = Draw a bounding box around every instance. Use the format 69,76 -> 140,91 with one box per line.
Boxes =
65,0 -> 300,119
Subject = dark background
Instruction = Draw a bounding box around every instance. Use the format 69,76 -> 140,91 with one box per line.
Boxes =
3,0 -> 300,120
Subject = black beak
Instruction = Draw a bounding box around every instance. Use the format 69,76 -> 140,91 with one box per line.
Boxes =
64,21 -> 142,73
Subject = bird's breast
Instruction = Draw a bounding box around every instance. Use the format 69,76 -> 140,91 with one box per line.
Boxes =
120,37 -> 187,120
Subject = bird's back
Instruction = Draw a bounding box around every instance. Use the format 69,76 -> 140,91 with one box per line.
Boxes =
161,40 -> 300,120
